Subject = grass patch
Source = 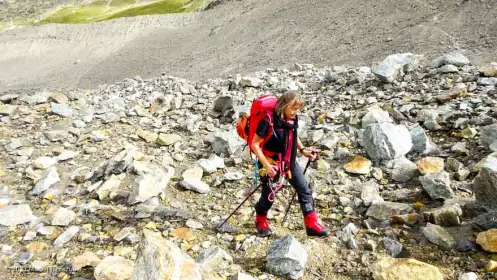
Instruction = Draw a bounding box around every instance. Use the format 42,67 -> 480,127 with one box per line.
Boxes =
38,0 -> 205,24
110,0 -> 137,8
103,0 -> 202,20
39,0 -> 109,24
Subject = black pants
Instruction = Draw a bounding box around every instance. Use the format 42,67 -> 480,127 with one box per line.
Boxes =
255,163 -> 314,216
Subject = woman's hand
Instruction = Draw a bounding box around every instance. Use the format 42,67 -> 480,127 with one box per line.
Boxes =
265,165 -> 277,178
301,148 -> 320,161
252,134 -> 278,178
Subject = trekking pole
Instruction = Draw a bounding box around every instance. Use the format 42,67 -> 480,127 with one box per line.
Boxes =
281,151 -> 316,225
216,182 -> 262,231
217,158 -> 262,231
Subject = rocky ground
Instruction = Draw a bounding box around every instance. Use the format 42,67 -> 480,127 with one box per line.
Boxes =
0,51 -> 497,280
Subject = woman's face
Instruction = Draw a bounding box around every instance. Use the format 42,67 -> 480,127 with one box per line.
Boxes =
283,98 -> 302,119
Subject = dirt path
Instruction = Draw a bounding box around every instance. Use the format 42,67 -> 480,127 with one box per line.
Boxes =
1,0 -> 496,94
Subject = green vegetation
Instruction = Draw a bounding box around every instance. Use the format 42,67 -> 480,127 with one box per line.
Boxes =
38,0 -> 205,24
110,0 -> 136,8
39,0 -> 109,24
104,0 -> 203,20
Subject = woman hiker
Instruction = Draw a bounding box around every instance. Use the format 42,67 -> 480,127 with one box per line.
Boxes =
251,91 -> 331,237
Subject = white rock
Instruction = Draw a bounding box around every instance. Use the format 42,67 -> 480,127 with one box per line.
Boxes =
55,150 -> 80,161
458,272 -> 478,280
32,166 -> 60,195
128,163 -> 174,204
182,166 -> 203,181
53,226 -> 80,247
224,172 -> 244,181
196,245 -> 233,272
266,235 -> 308,280
33,156 -> 58,169
50,102 -> 74,117
0,204 -> 33,226
131,229 -> 202,280
179,179 -> 211,194
362,108 -> 393,128
360,181 -> 384,206
97,174 -> 121,200
0,104 -> 17,116
372,53 -> 422,83
240,76 -> 263,87
198,154 -> 225,173
186,219 -> 204,229
95,256 -> 134,280
51,207 -> 76,226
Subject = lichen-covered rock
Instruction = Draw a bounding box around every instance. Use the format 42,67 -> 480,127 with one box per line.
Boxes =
371,257 -> 444,280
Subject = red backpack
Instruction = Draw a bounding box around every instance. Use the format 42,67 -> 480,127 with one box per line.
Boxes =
236,95 -> 278,156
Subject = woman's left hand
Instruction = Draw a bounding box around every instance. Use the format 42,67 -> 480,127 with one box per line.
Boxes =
302,148 -> 320,161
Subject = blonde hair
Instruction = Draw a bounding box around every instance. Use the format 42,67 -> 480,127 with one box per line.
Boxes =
275,90 -> 304,117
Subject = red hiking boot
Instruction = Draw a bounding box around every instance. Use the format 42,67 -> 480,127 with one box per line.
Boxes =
255,214 -> 272,236
304,211 -> 330,237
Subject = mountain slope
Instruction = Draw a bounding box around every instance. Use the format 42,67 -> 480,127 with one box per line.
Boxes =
0,0 -> 496,93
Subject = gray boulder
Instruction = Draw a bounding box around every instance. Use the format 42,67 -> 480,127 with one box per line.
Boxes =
419,171 -> 454,200
410,126 -> 439,154
366,202 -> 413,220
50,102 -> 74,117
391,157 -> 419,183
431,52 -> 470,67
478,77 -> 497,86
361,108 -> 393,128
372,53 -> 422,83
481,124 -> 497,149
266,235 -> 308,279
212,130 -> 244,156
473,160 -> 497,209
363,123 -> 413,161
422,223 -> 456,249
